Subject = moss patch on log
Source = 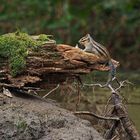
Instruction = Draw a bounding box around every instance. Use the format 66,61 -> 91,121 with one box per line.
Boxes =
0,32 -> 52,76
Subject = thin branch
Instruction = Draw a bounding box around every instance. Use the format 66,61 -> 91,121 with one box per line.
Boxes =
75,81 -> 81,109
43,84 -> 60,98
84,79 -> 132,94
115,80 -> 133,92
74,111 -> 120,121
104,121 -> 119,139
23,86 -> 42,91
111,135 -> 118,140
84,83 -> 106,88
102,96 -> 112,116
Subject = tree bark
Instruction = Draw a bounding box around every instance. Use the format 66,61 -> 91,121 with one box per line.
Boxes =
0,43 -> 119,89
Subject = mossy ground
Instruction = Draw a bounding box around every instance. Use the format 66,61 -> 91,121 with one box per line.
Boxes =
0,32 -> 52,76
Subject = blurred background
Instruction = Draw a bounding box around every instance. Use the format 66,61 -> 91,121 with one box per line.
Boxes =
0,0 -> 140,70
0,0 -> 140,133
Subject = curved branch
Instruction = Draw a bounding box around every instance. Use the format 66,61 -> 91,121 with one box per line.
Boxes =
74,111 -> 120,121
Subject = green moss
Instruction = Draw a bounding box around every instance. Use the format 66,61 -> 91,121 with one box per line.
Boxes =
0,32 -> 51,77
38,34 -> 53,41
15,119 -> 27,131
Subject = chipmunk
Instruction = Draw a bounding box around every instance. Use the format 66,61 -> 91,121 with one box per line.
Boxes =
78,34 -> 116,86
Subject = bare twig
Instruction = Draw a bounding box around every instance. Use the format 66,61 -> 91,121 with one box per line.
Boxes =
23,86 -> 42,91
43,84 -> 60,98
111,135 -> 118,140
102,96 -> 112,119
75,77 -> 82,109
74,111 -> 120,121
104,121 -> 119,139
84,79 -> 132,94
115,80 -> 133,92
84,83 -> 106,88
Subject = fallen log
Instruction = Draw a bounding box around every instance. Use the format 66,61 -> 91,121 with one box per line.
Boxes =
0,32 -> 119,89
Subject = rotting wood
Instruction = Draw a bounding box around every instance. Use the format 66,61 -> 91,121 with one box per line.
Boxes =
0,42 -> 119,89
111,93 -> 140,140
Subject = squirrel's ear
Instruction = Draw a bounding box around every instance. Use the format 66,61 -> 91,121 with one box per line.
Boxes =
87,34 -> 91,41
87,34 -> 91,38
